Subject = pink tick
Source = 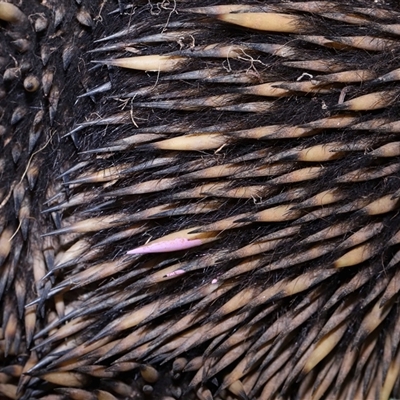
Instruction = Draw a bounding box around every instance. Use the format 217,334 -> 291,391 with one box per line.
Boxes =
165,269 -> 186,278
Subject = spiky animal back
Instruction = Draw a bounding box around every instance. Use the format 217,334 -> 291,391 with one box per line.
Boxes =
2,1 -> 400,399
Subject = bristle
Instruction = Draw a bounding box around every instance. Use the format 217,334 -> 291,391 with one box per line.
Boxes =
2,1 -> 400,399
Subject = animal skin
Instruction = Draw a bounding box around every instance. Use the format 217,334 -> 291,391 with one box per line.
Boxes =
1,1 -> 400,399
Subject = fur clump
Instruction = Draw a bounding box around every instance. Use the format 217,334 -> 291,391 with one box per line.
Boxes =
1,0 -> 400,399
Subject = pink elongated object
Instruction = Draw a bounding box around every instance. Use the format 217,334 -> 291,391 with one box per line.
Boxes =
165,269 -> 186,277
127,237 -> 204,254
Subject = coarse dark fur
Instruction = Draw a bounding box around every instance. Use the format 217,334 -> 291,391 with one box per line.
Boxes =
2,0 -> 400,399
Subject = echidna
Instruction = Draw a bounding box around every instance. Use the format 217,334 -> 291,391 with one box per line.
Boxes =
2,0 -> 400,399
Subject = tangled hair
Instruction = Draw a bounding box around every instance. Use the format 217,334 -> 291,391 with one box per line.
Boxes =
2,0 -> 400,399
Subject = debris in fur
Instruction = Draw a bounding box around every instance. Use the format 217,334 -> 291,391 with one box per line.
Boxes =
1,0 -> 400,399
